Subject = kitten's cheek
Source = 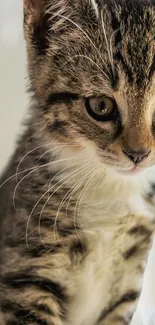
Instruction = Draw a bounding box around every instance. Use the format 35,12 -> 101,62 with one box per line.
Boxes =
107,142 -> 124,157
67,144 -> 83,152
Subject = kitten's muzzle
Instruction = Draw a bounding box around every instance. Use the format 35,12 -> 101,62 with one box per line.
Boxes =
123,149 -> 151,164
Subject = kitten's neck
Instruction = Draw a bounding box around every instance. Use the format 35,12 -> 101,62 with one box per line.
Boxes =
6,132 -> 153,233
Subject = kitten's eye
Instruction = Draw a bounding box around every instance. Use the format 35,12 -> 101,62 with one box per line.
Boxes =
86,96 -> 117,121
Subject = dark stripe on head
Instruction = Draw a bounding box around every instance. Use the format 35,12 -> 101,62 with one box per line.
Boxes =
115,52 -> 133,83
48,120 -> 68,134
32,22 -> 49,56
45,92 -> 79,107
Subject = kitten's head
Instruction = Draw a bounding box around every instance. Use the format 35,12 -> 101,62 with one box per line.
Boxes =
24,0 -> 155,175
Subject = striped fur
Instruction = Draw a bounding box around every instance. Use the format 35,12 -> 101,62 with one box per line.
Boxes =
90,0 -> 99,18
1,0 -> 155,324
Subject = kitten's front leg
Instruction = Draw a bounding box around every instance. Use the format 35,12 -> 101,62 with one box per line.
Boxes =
97,215 -> 155,325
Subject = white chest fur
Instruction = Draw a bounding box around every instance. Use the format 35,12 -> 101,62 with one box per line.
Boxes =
66,230 -> 114,325
65,166 -> 155,325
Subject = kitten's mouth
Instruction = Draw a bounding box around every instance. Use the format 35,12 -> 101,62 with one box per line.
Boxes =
118,166 -> 142,175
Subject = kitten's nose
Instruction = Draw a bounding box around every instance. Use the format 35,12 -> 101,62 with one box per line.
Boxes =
123,149 -> 150,164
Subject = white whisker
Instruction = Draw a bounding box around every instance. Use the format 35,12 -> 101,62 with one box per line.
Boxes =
11,157 -> 78,228
38,161 -> 94,248
15,142 -> 80,182
37,162 -> 80,247
69,55 -> 109,81
73,166 -> 99,240
25,157 -> 84,248
49,12 -> 109,78
101,9 -> 115,77
65,166 -> 95,218
20,122 -> 47,145
74,166 -> 101,235
52,161 -> 95,244
0,165 -> 45,190
92,168 -> 105,209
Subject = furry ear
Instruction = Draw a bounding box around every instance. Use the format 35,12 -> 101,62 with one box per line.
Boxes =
24,0 -> 47,24
24,0 -> 51,55
24,0 -> 69,25
24,0 -> 71,54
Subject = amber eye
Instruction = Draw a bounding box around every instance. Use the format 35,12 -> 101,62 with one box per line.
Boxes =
85,96 -> 117,121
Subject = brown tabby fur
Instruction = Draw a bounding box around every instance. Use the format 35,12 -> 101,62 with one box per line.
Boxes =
0,1 -> 155,324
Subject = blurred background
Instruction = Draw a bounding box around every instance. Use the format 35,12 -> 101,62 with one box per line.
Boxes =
0,0 -> 27,172
0,1 -> 155,324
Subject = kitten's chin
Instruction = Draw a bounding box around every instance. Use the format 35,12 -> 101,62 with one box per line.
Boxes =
115,166 -> 147,177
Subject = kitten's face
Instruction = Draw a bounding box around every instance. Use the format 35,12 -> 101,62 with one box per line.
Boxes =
24,0 -> 155,174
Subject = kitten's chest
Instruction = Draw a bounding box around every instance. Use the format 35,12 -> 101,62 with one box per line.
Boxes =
78,176 -> 154,230
66,231 -> 113,325
65,170 -> 155,325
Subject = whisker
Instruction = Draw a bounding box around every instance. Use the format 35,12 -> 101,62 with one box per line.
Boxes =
49,12 -> 109,78
52,161 -> 95,244
37,162 -> 81,247
20,122 -> 47,145
25,163 -> 73,248
15,142 -> 80,182
74,167 -> 103,233
65,166 -> 95,218
101,9 -> 115,77
74,165 -> 101,235
69,55 -> 109,82
0,165 -> 46,190
38,143 -> 82,163
13,157 -> 79,220
25,120 -> 45,128
73,165 -> 99,240
38,161 -> 94,248
64,165 -> 100,240
92,169 -> 105,209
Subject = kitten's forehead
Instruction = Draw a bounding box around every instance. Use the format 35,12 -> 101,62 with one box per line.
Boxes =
95,0 -> 155,7
24,0 -> 155,97
91,0 -> 155,89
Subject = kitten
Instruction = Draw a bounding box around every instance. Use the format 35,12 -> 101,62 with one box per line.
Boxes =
0,0 -> 155,324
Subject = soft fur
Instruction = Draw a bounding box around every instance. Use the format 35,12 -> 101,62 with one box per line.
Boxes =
0,1 -> 155,324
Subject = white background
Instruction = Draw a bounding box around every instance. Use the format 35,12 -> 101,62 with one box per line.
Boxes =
0,1 -> 155,324
0,0 -> 27,172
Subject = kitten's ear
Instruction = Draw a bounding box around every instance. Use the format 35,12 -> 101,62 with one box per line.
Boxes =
24,0 -> 50,54
24,0 -> 71,54
24,0 -> 47,24
24,0 -> 71,29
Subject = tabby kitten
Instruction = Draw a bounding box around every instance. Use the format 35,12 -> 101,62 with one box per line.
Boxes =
1,0 -> 155,324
